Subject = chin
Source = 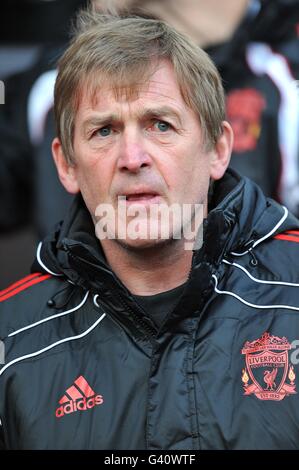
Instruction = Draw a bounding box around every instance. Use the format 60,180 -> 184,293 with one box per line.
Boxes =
115,236 -> 176,252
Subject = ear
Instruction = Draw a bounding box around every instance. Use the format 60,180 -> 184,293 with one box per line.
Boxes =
52,137 -> 80,194
209,121 -> 234,181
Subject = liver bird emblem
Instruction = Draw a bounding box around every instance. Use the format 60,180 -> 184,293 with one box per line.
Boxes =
264,368 -> 278,391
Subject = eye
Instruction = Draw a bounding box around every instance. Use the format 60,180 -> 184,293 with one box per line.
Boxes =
154,120 -> 171,132
96,126 -> 112,137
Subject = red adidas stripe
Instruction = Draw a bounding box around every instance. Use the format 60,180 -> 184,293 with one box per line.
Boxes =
58,376 -> 96,404
59,395 -> 69,405
0,273 -> 41,298
274,234 -> 299,243
66,385 -> 84,401
75,376 -> 95,398
0,274 -> 51,302
284,230 -> 299,237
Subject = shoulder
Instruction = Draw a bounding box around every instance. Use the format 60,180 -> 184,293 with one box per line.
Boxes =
272,230 -> 299,246
0,273 -> 66,339
220,229 -> 299,306
231,229 -> 299,285
0,273 -> 52,303
261,229 -> 299,283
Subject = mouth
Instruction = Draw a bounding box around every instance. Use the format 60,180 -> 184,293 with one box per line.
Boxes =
118,189 -> 162,205
125,192 -> 159,202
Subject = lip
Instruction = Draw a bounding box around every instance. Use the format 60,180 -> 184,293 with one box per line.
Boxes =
124,195 -> 162,207
117,188 -> 162,204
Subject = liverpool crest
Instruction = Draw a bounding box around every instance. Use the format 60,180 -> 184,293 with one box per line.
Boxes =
241,332 -> 296,401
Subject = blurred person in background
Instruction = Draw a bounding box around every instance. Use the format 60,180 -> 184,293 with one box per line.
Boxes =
0,0 -> 89,234
0,0 -> 87,288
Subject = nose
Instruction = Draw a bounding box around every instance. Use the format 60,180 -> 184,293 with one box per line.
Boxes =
117,128 -> 152,173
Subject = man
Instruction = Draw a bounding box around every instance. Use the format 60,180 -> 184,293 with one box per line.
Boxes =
1,8 -> 299,450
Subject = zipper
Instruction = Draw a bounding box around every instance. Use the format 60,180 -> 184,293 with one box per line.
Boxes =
114,290 -> 156,338
63,242 -> 157,338
158,255 -> 197,331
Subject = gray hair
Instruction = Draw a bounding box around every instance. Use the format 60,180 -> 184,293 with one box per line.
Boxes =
54,6 -> 225,163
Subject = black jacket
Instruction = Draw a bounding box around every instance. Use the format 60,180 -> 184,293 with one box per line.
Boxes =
1,170 -> 299,450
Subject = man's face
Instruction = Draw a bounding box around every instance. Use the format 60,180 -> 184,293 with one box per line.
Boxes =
53,60 -> 231,250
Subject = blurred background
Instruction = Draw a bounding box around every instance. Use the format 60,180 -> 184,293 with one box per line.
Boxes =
0,0 -> 299,289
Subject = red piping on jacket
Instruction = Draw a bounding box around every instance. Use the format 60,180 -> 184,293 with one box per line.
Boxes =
0,274 -> 51,302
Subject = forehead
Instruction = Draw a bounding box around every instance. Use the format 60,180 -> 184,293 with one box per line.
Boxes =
76,60 -> 192,118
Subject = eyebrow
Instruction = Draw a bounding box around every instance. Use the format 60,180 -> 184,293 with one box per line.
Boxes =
139,106 -> 184,126
81,106 -> 184,132
82,114 -> 119,133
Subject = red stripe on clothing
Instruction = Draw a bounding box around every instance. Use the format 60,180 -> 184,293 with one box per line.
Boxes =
75,376 -> 95,397
284,231 -> 299,237
0,273 -> 41,298
274,234 -> 299,243
66,385 -> 84,401
0,274 -> 51,302
59,395 -> 69,405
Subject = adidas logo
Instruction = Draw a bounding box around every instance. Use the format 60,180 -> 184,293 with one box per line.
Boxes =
55,375 -> 104,418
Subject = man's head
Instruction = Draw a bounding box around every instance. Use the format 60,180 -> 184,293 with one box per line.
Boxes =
54,8 -> 228,162
52,7 -> 233,250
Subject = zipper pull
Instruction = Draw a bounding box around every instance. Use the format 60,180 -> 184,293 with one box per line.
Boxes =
249,249 -> 258,267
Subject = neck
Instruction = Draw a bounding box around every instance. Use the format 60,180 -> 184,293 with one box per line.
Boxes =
101,238 -> 193,296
